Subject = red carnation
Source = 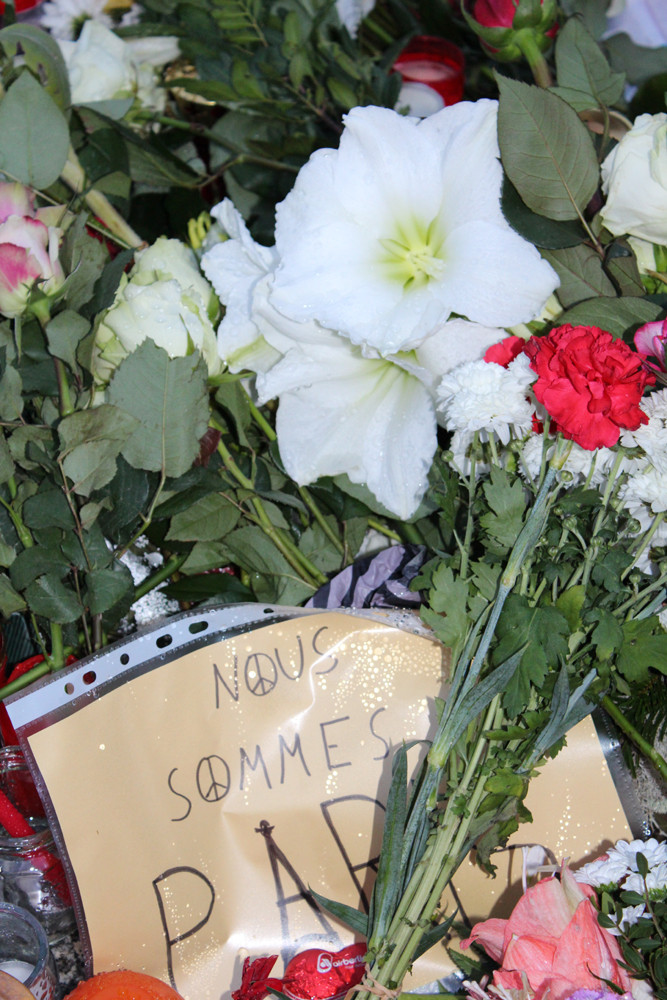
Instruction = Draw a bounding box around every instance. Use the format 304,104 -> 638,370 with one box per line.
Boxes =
524,324 -> 653,451
484,334 -> 527,368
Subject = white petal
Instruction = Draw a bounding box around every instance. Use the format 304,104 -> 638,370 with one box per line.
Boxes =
263,344 -> 436,518
271,102 -> 558,354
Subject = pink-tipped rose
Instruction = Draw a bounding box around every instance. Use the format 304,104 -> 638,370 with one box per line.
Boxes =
0,182 -> 65,319
461,868 -> 633,1000
634,318 -> 667,379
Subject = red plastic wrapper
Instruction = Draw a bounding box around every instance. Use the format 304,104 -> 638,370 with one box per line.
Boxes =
282,944 -> 366,1000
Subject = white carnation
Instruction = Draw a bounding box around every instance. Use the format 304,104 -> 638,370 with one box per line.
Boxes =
621,388 -> 667,472
436,354 -> 535,444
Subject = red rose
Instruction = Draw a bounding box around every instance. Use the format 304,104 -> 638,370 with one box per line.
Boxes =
484,334 -> 527,367
472,0 -> 556,32
525,324 -> 653,450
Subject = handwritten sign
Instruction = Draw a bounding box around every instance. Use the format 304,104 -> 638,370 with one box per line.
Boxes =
6,606 -> 632,1000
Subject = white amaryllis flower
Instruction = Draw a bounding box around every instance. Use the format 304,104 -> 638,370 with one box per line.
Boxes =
202,199 -> 509,518
270,102 -> 559,357
201,199 -> 281,374
601,113 -> 667,244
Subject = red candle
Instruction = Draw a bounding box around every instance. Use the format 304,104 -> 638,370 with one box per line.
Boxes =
393,35 -> 465,108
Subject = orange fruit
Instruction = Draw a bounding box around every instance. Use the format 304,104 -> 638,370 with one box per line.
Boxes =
64,970 -> 185,1000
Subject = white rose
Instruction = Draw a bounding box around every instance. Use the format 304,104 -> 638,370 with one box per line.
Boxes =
600,112 -> 667,244
59,21 -> 179,113
59,21 -> 135,104
93,237 -> 222,393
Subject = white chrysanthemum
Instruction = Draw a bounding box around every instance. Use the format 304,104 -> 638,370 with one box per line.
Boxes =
271,103 -> 559,357
622,464 -> 667,513
40,0 -> 113,40
437,354 -> 536,444
574,854 -> 635,887
610,837 -> 667,872
625,861 -> 667,895
519,434 -> 617,487
621,388 -> 667,473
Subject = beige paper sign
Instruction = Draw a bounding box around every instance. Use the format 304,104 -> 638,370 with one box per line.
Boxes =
7,606 -> 633,1000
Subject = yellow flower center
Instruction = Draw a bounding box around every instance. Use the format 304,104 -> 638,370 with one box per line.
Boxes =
378,216 -> 446,289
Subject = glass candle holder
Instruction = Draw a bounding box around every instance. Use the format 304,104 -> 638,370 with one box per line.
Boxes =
0,902 -> 57,1000
393,35 -> 465,109
0,748 -> 74,941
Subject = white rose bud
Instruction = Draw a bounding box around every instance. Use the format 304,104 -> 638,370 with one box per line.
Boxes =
601,112 -> 667,244
93,237 -> 223,393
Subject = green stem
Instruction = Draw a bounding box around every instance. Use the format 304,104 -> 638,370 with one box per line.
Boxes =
49,623 -> 64,670
515,31 -> 552,88
367,518 -> 401,543
133,552 -> 189,601
299,487 -> 344,555
601,694 -> 667,783
134,113 -> 299,174
13,314 -> 21,361
459,434 -> 478,581
364,699 -> 500,990
54,357 -> 74,417
0,661 -> 50,702
0,495 -> 33,549
621,511 -> 665,581
60,147 -> 143,248
215,435 -> 325,588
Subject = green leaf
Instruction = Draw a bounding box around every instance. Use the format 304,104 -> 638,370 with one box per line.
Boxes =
0,433 -> 14,485
421,564 -> 470,654
617,617 -> 667,684
494,595 -> 570,716
0,366 -> 22,421
25,573 -> 82,623
368,746 -> 408,950
555,585 -> 585,631
0,24 -> 70,109
553,18 -> 625,108
0,71 -> 69,189
108,341 -> 210,480
81,249 -> 134,319
59,406 -> 140,497
59,216 -> 110,314
501,176 -> 587,249
586,607 -> 624,660
604,33 -> 667,85
166,492 -> 240,542
308,889 -> 368,938
45,311 -> 90,371
222,525 -> 313,605
543,244 -> 616,308
496,74 -> 599,221
0,573 -> 25,615
10,545 -> 66,590
22,488 -> 75,531
556,296 -> 662,336
85,564 -> 134,615
480,466 -> 527,552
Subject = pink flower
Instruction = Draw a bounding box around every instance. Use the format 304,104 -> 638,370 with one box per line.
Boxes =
0,182 -> 65,319
461,868 -> 633,1000
634,319 -> 667,380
